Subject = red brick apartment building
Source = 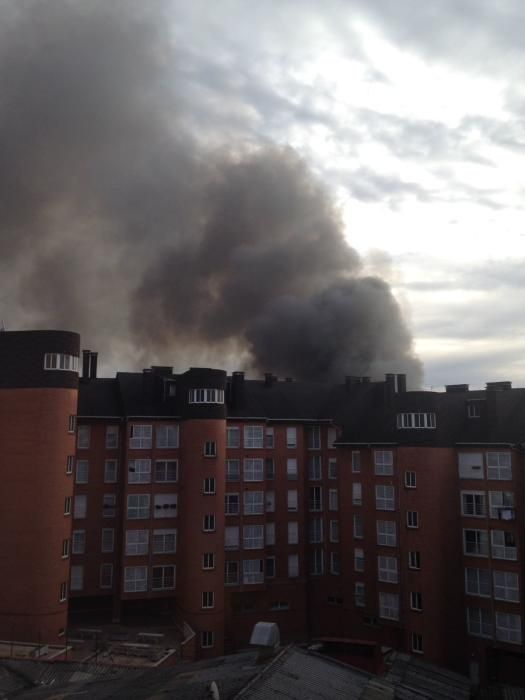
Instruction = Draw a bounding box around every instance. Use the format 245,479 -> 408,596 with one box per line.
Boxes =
1,330 -> 524,686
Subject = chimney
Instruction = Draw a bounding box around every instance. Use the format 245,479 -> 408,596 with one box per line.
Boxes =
396,374 -> 407,393
446,384 -> 469,393
89,352 -> 98,379
231,371 -> 245,408
264,373 -> 275,388
345,376 -> 360,393
486,381 -> 512,391
82,349 -> 91,379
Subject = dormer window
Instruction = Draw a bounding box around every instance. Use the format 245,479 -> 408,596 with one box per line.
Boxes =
188,388 -> 224,404
44,353 -> 79,372
467,402 -> 481,418
397,412 -> 436,429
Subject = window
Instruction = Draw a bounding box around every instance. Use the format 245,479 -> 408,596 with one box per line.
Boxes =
406,511 -> 419,529
308,426 -> 321,449
104,459 -> 118,483
463,529 -> 489,557
204,441 -> 216,457
351,451 -> 361,473
203,477 -> 216,495
70,565 -> 84,591
397,412 -> 436,429
62,539 -> 70,558
44,352 -> 79,371
374,450 -> 393,475
308,456 -> 322,481
156,424 -> 179,448
153,529 -> 177,554
155,459 -> 178,482
458,452 -> 483,479
129,424 -> 152,449
263,557 -> 275,579
202,591 -> 214,609
465,567 -> 491,597
68,415 -> 76,434
244,425 -> 264,449
487,452 -> 512,480
288,521 -> 299,545
288,554 -> 299,577
489,491 -> 515,520
266,491 -> 275,512
59,582 -> 67,602
226,459 -> 240,481
103,494 -> 116,518
64,496 -> 72,515
286,427 -> 297,448
461,491 -> 486,517
265,458 -> 275,479
409,551 -> 421,570
244,458 -> 264,481
126,530 -> 149,555
201,631 -> 214,648
310,548 -> 324,575
74,495 -> 87,519
244,491 -> 264,515
496,612 -> 522,644
243,524 -> 264,549
287,490 -> 298,511
377,520 -> 397,547
328,458 -> 338,479
411,633 -> 423,654
203,514 -> 215,532
72,530 -> 85,554
128,459 -> 151,483
270,600 -> 289,611
66,455 -> 74,474
100,563 -> 113,589
405,471 -> 416,488
327,427 -> 337,448
225,493 -> 240,515
352,483 -> 362,506
330,552 -> 341,575
353,514 -> 363,539
265,427 -> 274,448
287,458 -> 298,480
410,591 -> 422,611
203,552 -> 215,570
378,556 -> 398,583
75,459 -> 89,484
467,607 -> 492,638
225,526 -> 239,549
227,426 -> 240,448
354,548 -> 365,572
309,518 -> 323,543
493,570 -> 519,602
101,528 -> 114,553
152,565 -> 175,590
379,592 -> 399,620
329,489 -> 338,510
491,530 -> 517,560
189,388 -> 224,404
355,582 -> 365,607
467,402 -> 481,418
77,425 -> 90,449
154,493 -> 178,518
225,561 -> 239,584
105,425 -> 119,449
243,559 -> 264,584
266,522 -> 276,545
309,486 -> 322,511
127,494 -> 150,520
330,520 -> 339,543
375,485 -> 395,511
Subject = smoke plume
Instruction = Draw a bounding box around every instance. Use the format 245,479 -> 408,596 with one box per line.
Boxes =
0,0 -> 422,383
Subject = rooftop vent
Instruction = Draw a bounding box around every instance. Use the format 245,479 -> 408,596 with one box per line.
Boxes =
445,384 -> 469,393
486,381 -> 512,391
250,621 -> 280,650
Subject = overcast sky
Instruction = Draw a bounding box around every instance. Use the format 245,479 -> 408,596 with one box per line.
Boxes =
164,0 -> 525,389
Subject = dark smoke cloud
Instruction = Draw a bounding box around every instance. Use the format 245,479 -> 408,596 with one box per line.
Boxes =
0,0 -> 422,384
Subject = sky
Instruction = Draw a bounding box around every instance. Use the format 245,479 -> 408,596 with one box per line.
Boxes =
2,1 -> 524,389
166,0 -> 525,389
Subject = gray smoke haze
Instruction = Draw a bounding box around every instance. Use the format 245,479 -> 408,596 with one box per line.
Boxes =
0,0 -> 422,384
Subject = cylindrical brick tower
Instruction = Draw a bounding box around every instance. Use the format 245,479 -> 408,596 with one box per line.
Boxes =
0,330 -> 79,643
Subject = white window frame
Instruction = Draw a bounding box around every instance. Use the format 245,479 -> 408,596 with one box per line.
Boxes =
152,565 -> 176,590
461,491 -> 486,518
243,490 -> 264,515
351,451 -> 361,473
397,412 -> 436,429
352,482 -> 362,506
379,592 -> 399,620
202,591 -> 214,609
225,561 -> 239,585
329,520 -> 339,543
287,458 -> 298,480
408,550 -> 421,570
243,559 -> 264,584
72,530 -> 85,554
467,607 -> 493,638
155,459 -> 178,483
75,459 -> 89,484
70,565 -> 84,592
77,425 -> 91,449
287,489 -> 298,511
105,425 -> 119,449
225,493 -> 240,515
226,459 -> 240,481
378,555 -> 398,583
244,425 -> 264,449
463,528 -> 489,557
493,570 -> 519,602
244,458 -> 264,482
203,514 -> 216,532
126,529 -> 149,556
465,567 -> 491,598
288,521 -> 299,545
104,459 -> 118,483
153,529 -> 177,554
265,522 -> 276,545
129,424 -> 152,449
103,493 -> 116,518
495,612 -> 522,644
404,471 -> 416,488
128,459 -> 151,484
490,529 -> 517,560
375,484 -> 395,511
153,493 -> 178,518
486,452 -> 512,480
73,495 -> 87,519
377,520 -> 397,547
353,514 -> 363,539
188,388 -> 224,404
354,548 -> 365,572
374,450 -> 393,475
127,494 -> 150,520
156,424 -> 179,448
309,486 -> 322,512
489,491 -> 515,520
243,524 -> 264,549
203,477 -> 216,495
226,426 -> 240,448
202,552 -> 215,570
286,427 -> 297,448
225,526 -> 239,549
101,528 -> 115,553
406,511 -> 419,529
100,563 -> 113,589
